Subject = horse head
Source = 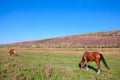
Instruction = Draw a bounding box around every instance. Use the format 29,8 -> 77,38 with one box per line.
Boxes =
79,61 -> 85,69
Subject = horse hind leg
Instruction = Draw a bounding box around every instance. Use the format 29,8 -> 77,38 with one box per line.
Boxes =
97,69 -> 100,74
96,60 -> 101,74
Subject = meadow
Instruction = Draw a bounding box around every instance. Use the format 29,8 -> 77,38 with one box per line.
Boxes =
0,48 -> 120,80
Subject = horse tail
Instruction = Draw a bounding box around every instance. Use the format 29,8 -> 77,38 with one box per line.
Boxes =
100,54 -> 110,70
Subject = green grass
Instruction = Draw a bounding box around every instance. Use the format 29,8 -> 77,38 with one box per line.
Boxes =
0,50 -> 120,80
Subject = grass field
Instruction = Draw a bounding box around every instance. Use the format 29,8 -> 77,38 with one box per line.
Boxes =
0,48 -> 120,80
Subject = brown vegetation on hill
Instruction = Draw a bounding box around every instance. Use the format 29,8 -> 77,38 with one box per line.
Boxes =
0,30 -> 120,48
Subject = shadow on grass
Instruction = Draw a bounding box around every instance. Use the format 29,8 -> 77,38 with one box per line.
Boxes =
87,65 -> 98,72
78,63 -> 98,72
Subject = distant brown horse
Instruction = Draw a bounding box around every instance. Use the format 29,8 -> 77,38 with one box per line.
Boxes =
79,52 -> 110,74
9,49 -> 17,56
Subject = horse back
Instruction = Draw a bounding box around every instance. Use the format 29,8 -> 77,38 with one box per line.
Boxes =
84,52 -> 101,61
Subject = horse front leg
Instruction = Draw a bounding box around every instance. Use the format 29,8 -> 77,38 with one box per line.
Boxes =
85,60 -> 89,71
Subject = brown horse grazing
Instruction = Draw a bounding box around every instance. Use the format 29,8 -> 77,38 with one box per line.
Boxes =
79,52 -> 110,74
9,49 -> 17,56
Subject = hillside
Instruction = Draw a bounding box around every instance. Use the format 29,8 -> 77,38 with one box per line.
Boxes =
0,30 -> 120,48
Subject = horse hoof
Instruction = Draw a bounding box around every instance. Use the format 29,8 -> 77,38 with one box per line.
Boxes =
97,71 -> 100,74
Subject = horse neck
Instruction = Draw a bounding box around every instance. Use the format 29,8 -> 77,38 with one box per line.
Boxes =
81,58 -> 85,63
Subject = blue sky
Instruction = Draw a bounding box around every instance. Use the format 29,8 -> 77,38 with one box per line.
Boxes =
0,0 -> 120,44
